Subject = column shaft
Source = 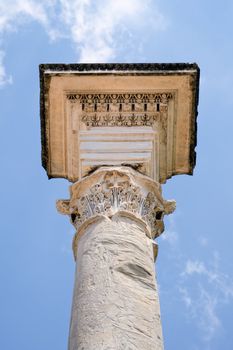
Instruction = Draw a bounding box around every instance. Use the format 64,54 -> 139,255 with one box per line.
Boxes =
69,214 -> 163,350
57,167 -> 175,350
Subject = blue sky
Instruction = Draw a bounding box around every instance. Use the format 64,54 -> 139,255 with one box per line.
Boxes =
0,1 -> 233,349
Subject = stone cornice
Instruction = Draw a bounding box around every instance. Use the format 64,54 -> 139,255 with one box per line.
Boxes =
40,62 -> 199,73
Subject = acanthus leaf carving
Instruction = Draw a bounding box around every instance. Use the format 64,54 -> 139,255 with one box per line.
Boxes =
59,170 -> 171,238
57,167 -> 176,260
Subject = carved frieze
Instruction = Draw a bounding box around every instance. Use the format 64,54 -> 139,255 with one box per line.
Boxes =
67,92 -> 173,127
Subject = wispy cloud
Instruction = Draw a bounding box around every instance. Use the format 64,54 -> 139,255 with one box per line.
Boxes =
180,253 -> 233,343
179,285 -> 221,343
159,210 -> 233,348
59,0 -> 167,62
0,0 -> 167,86
0,0 -> 53,33
161,212 -> 179,246
0,50 -> 12,86
0,0 -> 54,85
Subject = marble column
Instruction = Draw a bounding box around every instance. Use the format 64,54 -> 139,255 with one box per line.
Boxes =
57,166 -> 175,350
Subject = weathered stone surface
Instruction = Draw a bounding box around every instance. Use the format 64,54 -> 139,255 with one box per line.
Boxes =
40,63 -> 199,183
69,215 -> 163,350
57,166 -> 175,349
57,166 -> 175,259
39,63 -> 199,349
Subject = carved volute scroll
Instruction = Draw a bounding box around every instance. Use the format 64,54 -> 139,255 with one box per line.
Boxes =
57,166 -> 175,259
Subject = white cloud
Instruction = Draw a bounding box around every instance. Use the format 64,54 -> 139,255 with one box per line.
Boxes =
0,0 -> 167,86
182,259 -> 207,275
199,288 -> 221,342
0,0 -> 54,86
0,0 -> 52,33
182,256 -> 233,298
0,50 -> 12,86
161,229 -> 178,245
161,212 -> 178,246
59,0 -> 167,62
179,287 -> 192,308
180,254 -> 233,343
180,285 -> 221,343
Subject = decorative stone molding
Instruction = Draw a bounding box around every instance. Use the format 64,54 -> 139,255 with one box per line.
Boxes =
40,66 -> 199,183
57,166 -> 175,259
67,92 -> 173,128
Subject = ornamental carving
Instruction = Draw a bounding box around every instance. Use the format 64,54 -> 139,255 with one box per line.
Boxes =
57,167 -> 175,241
67,92 -> 173,127
71,183 -> 161,231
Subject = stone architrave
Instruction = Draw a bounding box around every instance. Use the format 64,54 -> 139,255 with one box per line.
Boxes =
57,166 -> 175,350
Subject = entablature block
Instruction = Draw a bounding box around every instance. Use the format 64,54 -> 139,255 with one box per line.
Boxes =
40,63 -> 199,183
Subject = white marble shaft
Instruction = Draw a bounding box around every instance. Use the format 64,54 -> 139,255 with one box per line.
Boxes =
57,167 -> 175,350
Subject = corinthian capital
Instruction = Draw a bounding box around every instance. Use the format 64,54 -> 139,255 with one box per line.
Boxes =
57,166 -> 175,257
